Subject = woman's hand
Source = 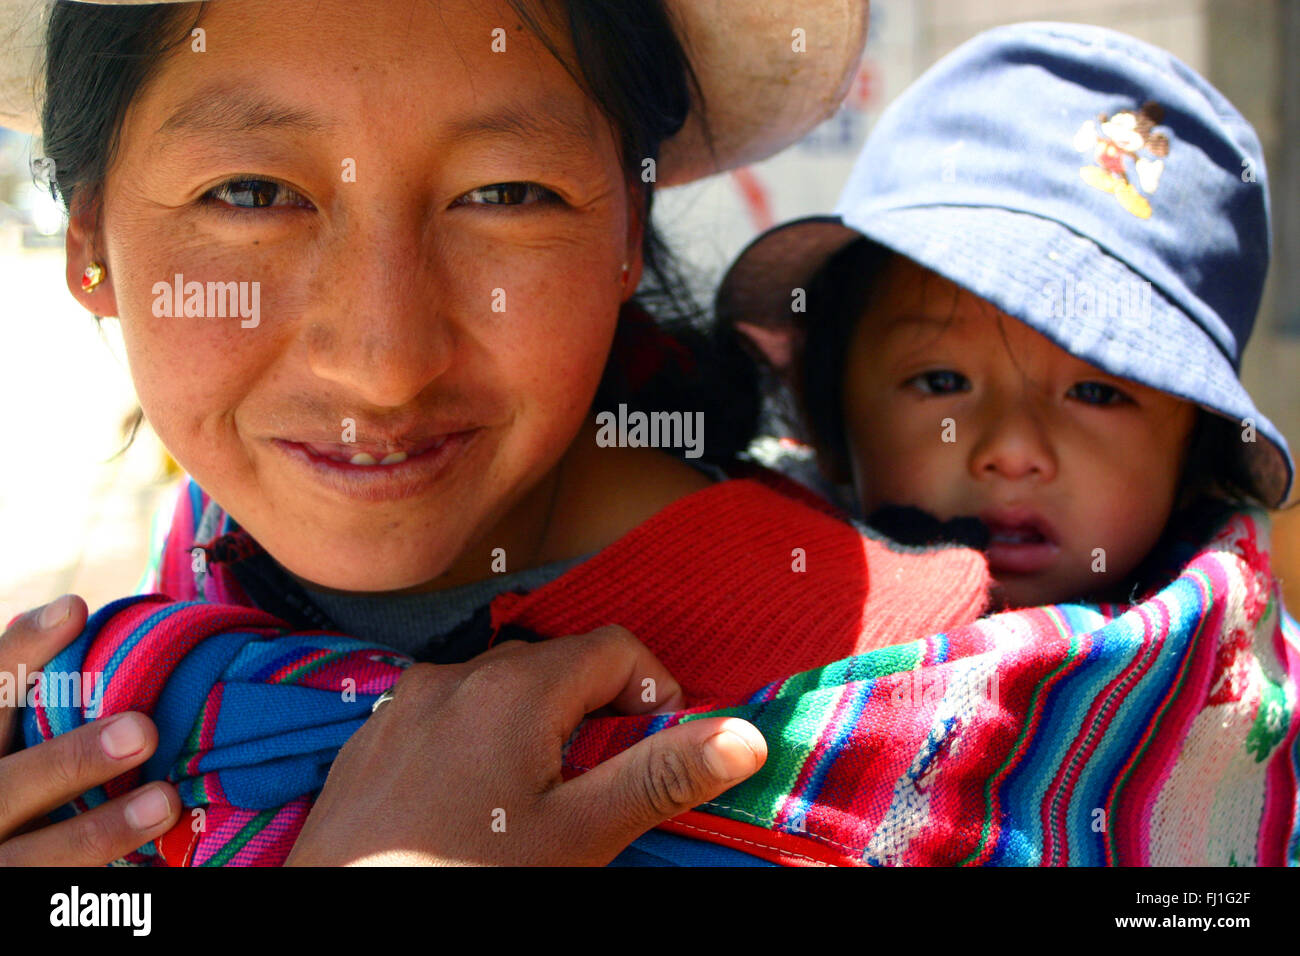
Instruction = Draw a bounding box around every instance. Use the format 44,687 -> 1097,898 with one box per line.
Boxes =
286,625 -> 767,866
0,596 -> 181,865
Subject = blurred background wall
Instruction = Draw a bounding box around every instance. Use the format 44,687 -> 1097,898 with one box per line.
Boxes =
1,0 -> 1297,624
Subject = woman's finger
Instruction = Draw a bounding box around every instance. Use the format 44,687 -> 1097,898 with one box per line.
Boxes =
0,712 -> 158,842
472,638 -> 529,662
541,625 -> 687,721
551,715 -> 767,862
0,595 -> 89,756
0,781 -> 180,866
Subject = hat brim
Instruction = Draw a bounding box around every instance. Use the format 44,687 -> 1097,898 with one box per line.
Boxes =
716,215 -> 862,372
0,0 -> 870,188
718,203 -> 1294,508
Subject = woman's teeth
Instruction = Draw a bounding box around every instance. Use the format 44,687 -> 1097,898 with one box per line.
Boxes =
301,435 -> 451,465
347,451 -> 408,466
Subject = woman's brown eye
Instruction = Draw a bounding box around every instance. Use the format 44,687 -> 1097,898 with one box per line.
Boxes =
207,178 -> 310,210
459,182 -> 558,206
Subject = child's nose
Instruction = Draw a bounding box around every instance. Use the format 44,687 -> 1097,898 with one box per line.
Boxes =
966,404 -> 1059,484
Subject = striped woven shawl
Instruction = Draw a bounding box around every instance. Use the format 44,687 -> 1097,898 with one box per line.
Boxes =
22,478 -> 1300,866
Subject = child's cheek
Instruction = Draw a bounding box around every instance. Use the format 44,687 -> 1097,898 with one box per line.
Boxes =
850,415 -> 952,516
1076,457 -> 1170,581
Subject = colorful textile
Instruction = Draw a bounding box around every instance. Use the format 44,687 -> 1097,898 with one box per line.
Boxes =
25,599 -> 409,866
25,475 -> 1300,866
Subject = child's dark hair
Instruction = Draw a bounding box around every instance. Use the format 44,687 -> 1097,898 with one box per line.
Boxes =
796,238 -> 895,479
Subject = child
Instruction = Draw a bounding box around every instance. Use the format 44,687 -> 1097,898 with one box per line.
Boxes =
718,21 -> 1295,612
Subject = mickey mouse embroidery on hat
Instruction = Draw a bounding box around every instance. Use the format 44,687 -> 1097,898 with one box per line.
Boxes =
1073,101 -> 1170,219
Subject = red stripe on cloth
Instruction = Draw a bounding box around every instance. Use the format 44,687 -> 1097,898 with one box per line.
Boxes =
658,810 -> 862,867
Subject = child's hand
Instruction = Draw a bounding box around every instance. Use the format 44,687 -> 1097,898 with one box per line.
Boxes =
0,596 -> 181,865
285,625 -> 767,866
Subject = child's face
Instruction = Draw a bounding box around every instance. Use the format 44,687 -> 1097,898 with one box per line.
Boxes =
839,255 -> 1197,610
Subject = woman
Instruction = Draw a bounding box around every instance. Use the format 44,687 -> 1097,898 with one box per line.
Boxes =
4,0 -> 974,865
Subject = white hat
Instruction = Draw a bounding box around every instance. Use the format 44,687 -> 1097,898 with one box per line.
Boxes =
0,0 -> 869,186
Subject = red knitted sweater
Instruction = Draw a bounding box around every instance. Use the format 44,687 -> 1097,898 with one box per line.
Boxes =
490,472 -> 993,701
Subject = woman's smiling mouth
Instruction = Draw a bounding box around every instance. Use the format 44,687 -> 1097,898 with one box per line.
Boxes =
271,429 -> 482,502
293,435 -> 451,465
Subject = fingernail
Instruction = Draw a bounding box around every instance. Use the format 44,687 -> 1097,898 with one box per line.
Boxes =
702,729 -> 759,781
100,714 -> 146,759
124,787 -> 171,830
38,595 -> 73,630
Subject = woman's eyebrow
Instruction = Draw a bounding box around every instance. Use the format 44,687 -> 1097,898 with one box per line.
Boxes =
443,102 -> 601,158
156,88 -> 334,140
155,87 -> 600,159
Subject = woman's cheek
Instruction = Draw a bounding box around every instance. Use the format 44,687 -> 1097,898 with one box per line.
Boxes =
522,261 -> 620,390
111,250 -> 295,481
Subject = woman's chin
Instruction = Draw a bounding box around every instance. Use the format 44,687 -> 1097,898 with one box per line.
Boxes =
270,540 -> 467,595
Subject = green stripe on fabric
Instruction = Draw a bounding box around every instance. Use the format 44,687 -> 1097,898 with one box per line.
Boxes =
770,642 -> 925,701
200,808 -> 278,867
1246,678 -> 1291,761
682,686 -> 845,827
274,650 -> 348,685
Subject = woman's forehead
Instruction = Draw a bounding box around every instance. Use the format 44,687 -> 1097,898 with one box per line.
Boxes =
133,0 -> 603,154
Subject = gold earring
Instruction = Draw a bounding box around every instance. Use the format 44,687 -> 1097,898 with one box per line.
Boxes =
81,261 -> 106,293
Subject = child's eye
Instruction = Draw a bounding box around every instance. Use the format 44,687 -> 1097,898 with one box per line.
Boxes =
1069,381 -> 1131,406
907,370 -> 969,395
203,178 -> 313,211
453,182 -> 561,207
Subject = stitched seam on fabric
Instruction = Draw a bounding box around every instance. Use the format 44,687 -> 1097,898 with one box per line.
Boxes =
666,819 -> 836,866
701,799 -> 865,855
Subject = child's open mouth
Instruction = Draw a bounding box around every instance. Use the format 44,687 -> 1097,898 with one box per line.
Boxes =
980,508 -> 1060,575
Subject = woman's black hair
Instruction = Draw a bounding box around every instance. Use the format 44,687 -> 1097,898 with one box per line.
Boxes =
41,0 -> 760,466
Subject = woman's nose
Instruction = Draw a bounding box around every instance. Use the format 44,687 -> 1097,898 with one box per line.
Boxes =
966,401 -> 1059,484
303,219 -> 454,408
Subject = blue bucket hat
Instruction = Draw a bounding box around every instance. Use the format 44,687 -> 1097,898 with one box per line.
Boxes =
717,21 -> 1293,508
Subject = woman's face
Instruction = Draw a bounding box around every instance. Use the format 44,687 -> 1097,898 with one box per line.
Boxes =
840,255 -> 1197,610
67,0 -> 643,592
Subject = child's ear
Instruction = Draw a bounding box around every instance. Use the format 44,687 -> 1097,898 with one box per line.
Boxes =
65,195 -> 120,318
734,321 -> 797,378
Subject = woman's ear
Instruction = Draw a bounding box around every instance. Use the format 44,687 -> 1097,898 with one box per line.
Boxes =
622,180 -> 647,300
64,196 -> 120,318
